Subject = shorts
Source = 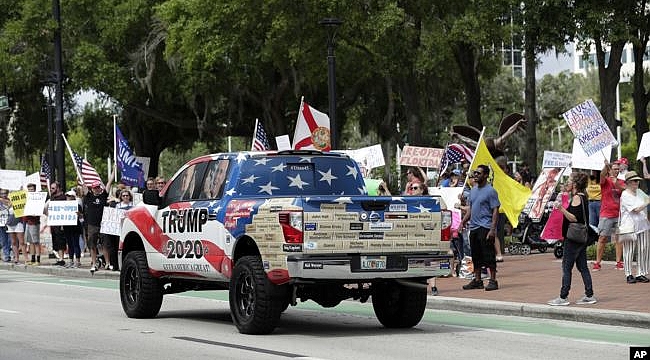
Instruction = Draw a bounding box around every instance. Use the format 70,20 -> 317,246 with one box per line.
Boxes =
7,222 -> 25,234
597,217 -> 618,238
87,224 -> 100,250
52,232 -> 66,251
25,224 -> 40,244
469,227 -> 496,269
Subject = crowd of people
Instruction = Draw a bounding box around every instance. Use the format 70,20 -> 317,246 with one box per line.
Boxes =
0,171 -> 168,274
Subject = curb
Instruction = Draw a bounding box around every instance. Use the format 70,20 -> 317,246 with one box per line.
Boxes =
426,296 -> 650,329
0,262 -> 120,280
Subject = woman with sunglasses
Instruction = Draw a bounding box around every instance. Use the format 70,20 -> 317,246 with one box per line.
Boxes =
404,167 -> 426,195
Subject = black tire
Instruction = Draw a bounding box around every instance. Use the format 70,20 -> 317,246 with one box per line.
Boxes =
554,244 -> 563,259
538,244 -> 548,253
120,251 -> 163,318
229,255 -> 283,334
372,280 -> 427,328
521,244 -> 532,256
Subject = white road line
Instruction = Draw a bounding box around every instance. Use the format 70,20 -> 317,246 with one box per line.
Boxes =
0,308 -> 20,314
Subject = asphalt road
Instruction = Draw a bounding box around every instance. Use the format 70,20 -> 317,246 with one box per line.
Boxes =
0,269 -> 646,360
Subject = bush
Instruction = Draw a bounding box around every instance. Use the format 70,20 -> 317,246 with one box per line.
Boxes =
586,243 -> 617,261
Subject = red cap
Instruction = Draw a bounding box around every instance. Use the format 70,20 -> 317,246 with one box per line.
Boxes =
90,180 -> 102,188
616,157 -> 629,166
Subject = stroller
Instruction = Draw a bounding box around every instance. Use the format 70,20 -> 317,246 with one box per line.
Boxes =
510,192 -> 557,255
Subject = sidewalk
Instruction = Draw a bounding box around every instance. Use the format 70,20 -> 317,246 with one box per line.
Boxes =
1,252 -> 649,328
427,252 -> 650,328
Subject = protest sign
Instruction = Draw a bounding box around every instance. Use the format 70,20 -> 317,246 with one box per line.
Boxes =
23,192 -> 47,216
100,207 -> 127,236
398,146 -> 445,168
275,135 -> 292,151
24,172 -> 41,189
9,190 -> 27,217
523,167 -> 563,221
562,99 -> 617,156
542,151 -> 572,169
0,169 -> 26,190
132,192 -> 143,205
571,138 -> 611,170
47,200 -> 79,226
336,144 -> 386,176
637,132 -> 650,160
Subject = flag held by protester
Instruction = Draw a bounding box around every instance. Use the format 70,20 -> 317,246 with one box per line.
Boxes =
440,143 -> 474,172
251,119 -> 271,151
115,125 -> 145,187
40,154 -> 52,189
292,99 -> 331,151
470,137 -> 530,228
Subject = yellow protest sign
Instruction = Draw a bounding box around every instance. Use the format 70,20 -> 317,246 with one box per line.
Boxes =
9,190 -> 27,217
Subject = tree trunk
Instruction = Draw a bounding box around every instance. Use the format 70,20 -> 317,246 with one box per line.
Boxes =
595,39 -> 624,161
452,44 -> 482,130
523,40 -> 538,175
632,40 -> 650,149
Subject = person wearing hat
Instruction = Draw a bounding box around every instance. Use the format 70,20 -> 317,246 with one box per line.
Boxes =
83,173 -> 113,273
618,171 -> 650,284
47,182 -> 67,266
63,190 -> 83,268
441,169 -> 462,187
594,160 -> 625,271
616,157 -> 629,181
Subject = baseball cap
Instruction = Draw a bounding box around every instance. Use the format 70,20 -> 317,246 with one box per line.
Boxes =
90,180 -> 102,188
452,169 -> 461,176
615,157 -> 629,166
65,190 -> 76,197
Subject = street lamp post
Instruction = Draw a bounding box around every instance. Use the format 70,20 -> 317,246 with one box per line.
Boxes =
53,0 -> 65,186
320,18 -> 342,150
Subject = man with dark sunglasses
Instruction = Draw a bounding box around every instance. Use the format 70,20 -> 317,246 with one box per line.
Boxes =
460,164 -> 501,291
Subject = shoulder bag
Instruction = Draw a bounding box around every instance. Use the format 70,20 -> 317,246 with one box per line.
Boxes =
566,194 -> 588,244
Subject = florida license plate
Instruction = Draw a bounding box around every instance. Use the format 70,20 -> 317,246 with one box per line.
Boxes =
361,256 -> 387,270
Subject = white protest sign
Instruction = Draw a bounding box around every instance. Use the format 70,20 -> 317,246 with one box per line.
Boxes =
562,99 -> 617,156
47,200 -> 78,226
542,151 -> 572,168
23,192 -> 47,216
637,132 -> 650,160
571,138 -> 611,170
100,207 -> 127,236
275,135 -> 292,151
0,169 -> 26,190
24,172 -> 41,189
429,186 -> 464,210
135,156 -> 151,182
335,144 -> 386,171
132,192 -> 143,205
398,145 -> 445,168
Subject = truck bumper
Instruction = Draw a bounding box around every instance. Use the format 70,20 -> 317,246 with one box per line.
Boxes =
286,253 -> 452,280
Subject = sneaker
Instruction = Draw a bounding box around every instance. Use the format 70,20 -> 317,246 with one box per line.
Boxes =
55,260 -> 65,266
496,256 -> 504,263
547,297 -> 570,306
90,266 -> 97,273
71,262 -> 79,269
592,262 -> 601,271
627,275 -> 637,284
34,261 -> 40,266
462,279 -> 484,290
615,261 -> 624,270
431,286 -> 439,296
635,275 -> 650,283
576,295 -> 597,305
485,279 -> 499,291
107,264 -> 114,271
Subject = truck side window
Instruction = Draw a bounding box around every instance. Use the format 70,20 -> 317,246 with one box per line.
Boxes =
164,162 -> 207,205
200,160 -> 230,199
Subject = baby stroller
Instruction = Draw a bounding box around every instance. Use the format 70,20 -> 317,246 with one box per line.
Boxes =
510,192 -> 556,255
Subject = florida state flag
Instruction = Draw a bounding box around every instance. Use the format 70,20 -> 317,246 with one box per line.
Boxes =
292,98 -> 331,151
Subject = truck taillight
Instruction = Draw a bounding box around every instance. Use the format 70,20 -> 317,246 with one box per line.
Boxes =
441,210 -> 452,241
279,211 -> 303,243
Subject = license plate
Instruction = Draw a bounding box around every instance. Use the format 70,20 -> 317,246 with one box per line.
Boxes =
361,256 -> 387,270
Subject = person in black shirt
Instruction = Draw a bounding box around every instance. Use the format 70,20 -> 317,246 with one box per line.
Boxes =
83,176 -> 112,273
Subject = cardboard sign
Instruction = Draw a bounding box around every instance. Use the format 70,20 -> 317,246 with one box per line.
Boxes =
542,151 -> 572,168
336,144 -> 386,176
523,167 -> 563,221
571,138 -> 611,170
23,192 -> 47,216
275,135 -> 292,151
24,172 -> 41,189
9,190 -> 27,217
47,200 -> 79,226
562,99 -> 617,156
0,170 -> 26,191
637,132 -> 650,160
100,207 -> 127,236
399,146 -> 445,168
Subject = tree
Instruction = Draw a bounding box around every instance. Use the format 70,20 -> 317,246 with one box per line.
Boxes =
629,0 -> 650,150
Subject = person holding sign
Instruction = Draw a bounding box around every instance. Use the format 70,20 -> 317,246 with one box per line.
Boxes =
23,183 -> 42,266
7,191 -> 27,264
48,182 -> 68,266
63,190 -> 83,268
0,189 -> 10,262
594,161 -> 625,271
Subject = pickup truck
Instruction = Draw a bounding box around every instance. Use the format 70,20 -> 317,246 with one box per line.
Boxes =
119,150 -> 452,334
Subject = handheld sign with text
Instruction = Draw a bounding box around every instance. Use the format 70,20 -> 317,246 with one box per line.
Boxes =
9,190 -> 27,218
47,200 -> 79,226
100,207 -> 127,236
23,192 -> 47,216
399,146 -> 445,168
562,99 -> 617,157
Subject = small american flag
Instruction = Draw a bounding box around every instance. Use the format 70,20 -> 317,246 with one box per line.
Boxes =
40,155 -> 52,189
252,119 -> 271,151
440,143 -> 474,172
72,151 -> 102,187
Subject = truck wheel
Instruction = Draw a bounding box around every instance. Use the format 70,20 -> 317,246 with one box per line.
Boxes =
372,280 -> 427,328
120,251 -> 163,318
229,255 -> 283,334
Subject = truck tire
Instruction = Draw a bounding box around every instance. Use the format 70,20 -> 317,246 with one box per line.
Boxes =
229,255 -> 283,334
120,251 -> 163,318
372,280 -> 427,328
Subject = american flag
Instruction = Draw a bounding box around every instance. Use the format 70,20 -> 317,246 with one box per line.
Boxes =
440,143 -> 474,172
40,154 -> 52,189
71,151 -> 102,187
252,119 -> 271,151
